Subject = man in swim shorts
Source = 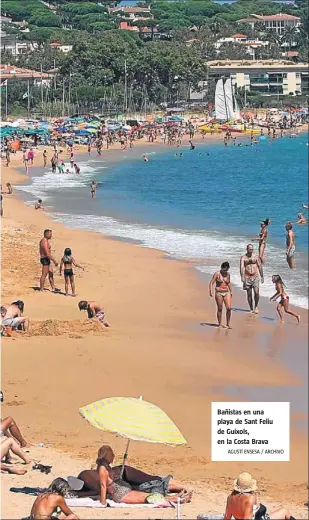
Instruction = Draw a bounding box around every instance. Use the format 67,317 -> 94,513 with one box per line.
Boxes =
39,229 -> 58,292
285,222 -> 296,269
240,244 -> 264,314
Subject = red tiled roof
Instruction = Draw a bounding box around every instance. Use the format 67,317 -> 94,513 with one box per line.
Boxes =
258,13 -> 300,21
232,33 -> 247,38
50,42 -> 61,47
0,64 -> 50,79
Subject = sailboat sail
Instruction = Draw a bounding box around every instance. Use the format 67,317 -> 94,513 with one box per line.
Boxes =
234,94 -> 241,120
225,78 -> 235,121
215,79 -> 228,121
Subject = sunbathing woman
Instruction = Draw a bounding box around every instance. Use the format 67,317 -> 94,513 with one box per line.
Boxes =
1,436 -> 32,475
29,478 -> 79,519
59,248 -> 84,297
76,445 -> 192,505
224,472 -> 295,520
251,218 -> 270,263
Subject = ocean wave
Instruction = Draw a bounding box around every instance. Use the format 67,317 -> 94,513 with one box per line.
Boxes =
15,162 -> 103,200
52,212 -> 308,309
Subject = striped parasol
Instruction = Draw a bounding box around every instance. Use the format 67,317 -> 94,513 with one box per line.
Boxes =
79,396 -> 186,475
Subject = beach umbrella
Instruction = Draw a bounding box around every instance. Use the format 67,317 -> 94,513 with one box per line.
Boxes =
79,396 -> 186,476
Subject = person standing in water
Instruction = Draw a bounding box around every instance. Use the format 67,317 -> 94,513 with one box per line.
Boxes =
90,181 -> 98,199
285,222 -> 296,269
59,248 -> 84,297
251,218 -> 270,263
209,261 -> 232,328
270,275 -> 300,323
240,244 -> 264,314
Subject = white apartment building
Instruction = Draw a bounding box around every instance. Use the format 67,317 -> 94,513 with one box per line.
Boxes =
237,13 -> 301,35
207,60 -> 309,96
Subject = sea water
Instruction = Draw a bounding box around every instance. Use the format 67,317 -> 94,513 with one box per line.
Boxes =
16,134 -> 309,308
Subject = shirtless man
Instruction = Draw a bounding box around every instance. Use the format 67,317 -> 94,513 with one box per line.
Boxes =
78,300 -> 110,327
39,229 -> 58,292
285,222 -> 296,269
224,472 -> 294,520
1,301 -> 29,332
295,212 -> 306,224
240,244 -> 264,313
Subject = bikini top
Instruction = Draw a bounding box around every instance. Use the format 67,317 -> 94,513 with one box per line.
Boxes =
216,272 -> 230,289
64,256 -> 72,265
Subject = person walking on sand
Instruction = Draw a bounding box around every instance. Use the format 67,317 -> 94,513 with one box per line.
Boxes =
78,300 -> 110,327
59,248 -> 84,297
251,218 -> 270,263
29,478 -> 79,520
285,222 -> 296,269
39,229 -> 58,292
224,472 -> 295,520
240,244 -> 264,314
270,275 -> 300,323
209,262 -> 232,328
6,182 -> 12,194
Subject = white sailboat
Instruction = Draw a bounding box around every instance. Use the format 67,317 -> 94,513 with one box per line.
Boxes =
224,78 -> 235,120
215,78 -> 228,121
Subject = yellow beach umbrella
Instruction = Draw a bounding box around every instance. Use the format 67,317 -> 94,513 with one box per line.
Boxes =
79,396 -> 186,475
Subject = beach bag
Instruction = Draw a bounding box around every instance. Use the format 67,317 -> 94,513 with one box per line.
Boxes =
134,475 -> 172,495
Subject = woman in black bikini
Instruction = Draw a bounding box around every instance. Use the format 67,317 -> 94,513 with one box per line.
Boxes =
252,218 -> 270,263
59,248 -> 84,297
209,261 -> 232,328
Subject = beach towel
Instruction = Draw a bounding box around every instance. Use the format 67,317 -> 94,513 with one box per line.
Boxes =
66,497 -> 174,509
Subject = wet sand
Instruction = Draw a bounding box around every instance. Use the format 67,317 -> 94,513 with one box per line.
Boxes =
1,140 -> 308,519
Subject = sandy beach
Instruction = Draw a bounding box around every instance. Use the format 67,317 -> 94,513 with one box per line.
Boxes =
1,139 -> 308,519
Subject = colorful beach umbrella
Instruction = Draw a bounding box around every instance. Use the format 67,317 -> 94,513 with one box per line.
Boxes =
79,396 -> 186,475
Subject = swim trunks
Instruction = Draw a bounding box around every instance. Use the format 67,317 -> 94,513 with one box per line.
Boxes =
64,269 -> 73,278
40,257 -> 51,266
287,246 -> 295,258
95,310 -> 106,323
2,317 -> 23,329
243,276 -> 259,290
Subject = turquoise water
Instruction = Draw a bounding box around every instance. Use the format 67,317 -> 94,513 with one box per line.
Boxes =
16,134 -> 309,308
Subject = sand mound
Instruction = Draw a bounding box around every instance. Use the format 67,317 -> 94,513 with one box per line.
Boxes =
29,319 -> 105,337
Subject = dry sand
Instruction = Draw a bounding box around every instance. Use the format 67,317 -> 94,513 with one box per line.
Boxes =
1,139 -> 308,519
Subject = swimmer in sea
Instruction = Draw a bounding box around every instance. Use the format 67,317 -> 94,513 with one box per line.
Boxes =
180,153 -> 183,157
294,213 -> 306,224
302,204 -> 308,209
270,275 -> 300,323
143,154 -> 148,162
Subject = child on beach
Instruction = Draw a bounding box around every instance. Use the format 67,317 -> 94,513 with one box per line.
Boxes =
78,300 -> 110,327
29,478 -> 79,520
270,275 -> 300,323
35,199 -> 43,210
59,248 -> 84,297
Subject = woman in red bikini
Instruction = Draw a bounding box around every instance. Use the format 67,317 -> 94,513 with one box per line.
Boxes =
209,261 -> 232,329
270,275 -> 300,323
